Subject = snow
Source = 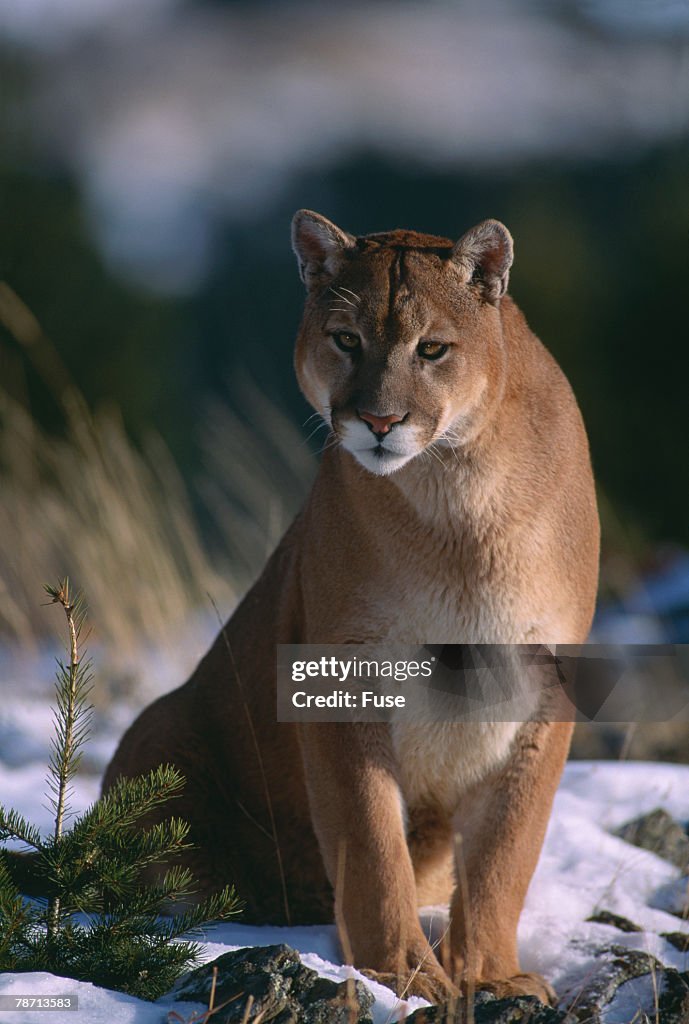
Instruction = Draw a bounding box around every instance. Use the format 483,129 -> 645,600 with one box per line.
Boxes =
2,673 -> 689,1022
0,973 -> 206,1024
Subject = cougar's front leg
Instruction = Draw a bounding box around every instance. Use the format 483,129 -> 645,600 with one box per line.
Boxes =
447,720 -> 573,1005
297,722 -> 457,1002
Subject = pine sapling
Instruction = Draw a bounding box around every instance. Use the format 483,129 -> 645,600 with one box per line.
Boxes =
44,580 -> 92,941
0,579 -> 242,999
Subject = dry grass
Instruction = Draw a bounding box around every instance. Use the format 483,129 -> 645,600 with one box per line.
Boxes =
0,282 -> 314,691
0,387 -> 230,658
198,376 -> 315,587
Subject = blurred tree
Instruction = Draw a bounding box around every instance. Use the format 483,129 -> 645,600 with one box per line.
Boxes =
0,163 -> 197,468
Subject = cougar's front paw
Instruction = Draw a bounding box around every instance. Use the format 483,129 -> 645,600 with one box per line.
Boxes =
361,961 -> 459,1003
475,972 -> 556,1005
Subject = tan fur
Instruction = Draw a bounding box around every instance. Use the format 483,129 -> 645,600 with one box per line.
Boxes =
103,211 -> 599,1005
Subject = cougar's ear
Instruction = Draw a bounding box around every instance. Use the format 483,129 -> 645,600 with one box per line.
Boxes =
291,210 -> 356,289
451,219 -> 513,304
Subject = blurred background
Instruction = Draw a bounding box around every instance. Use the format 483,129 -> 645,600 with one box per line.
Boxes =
0,0 -> 688,759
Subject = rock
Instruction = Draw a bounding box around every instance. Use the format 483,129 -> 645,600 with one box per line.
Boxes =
405,992 -> 571,1023
657,968 -> 689,1024
586,909 -> 643,933
168,944 -> 297,1019
559,946 -> 670,1022
615,807 -> 689,871
166,944 -> 374,1023
662,931 -> 689,952
299,975 -> 373,1024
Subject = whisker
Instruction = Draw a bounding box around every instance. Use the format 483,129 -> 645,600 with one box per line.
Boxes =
338,286 -> 361,304
329,286 -> 356,307
426,443 -> 446,467
317,435 -> 341,456
438,433 -> 462,464
302,420 -> 329,445
438,431 -> 464,463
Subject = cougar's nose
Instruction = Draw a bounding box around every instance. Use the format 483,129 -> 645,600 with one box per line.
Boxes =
357,410 -> 407,437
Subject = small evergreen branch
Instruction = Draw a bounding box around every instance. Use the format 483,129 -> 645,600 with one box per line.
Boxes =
85,817 -> 193,883
69,764 -> 187,842
43,580 -> 93,941
154,884 -> 241,943
0,807 -> 44,851
44,580 -> 93,842
0,582 -> 243,999
0,858 -> 33,967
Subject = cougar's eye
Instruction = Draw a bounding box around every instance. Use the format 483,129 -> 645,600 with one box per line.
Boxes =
332,331 -> 361,353
417,340 -> 449,361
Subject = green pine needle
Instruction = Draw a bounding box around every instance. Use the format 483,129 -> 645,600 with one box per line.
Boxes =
0,808 -> 44,851
0,582 -> 243,999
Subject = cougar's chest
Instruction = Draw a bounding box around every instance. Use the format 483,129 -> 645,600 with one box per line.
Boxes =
316,472 -> 528,808
382,543 -> 525,812
376,538 -> 520,646
391,719 -> 522,813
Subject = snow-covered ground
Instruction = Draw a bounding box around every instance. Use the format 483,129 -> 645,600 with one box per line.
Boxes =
2,664 -> 689,1023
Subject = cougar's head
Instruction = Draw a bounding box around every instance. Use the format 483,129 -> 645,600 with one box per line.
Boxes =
292,210 -> 513,476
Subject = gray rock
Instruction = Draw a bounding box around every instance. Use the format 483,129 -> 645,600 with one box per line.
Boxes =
405,992 -> 571,1023
300,976 -> 374,1024
559,946 -> 673,1022
586,909 -> 643,933
166,944 -> 374,1023
615,807 -> 689,871
661,931 -> 689,952
657,968 -> 689,1024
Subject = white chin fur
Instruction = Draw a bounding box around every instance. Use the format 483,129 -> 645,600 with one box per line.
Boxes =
347,447 -> 416,476
338,420 -> 420,476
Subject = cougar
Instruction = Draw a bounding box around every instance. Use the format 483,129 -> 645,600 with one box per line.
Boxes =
103,211 -> 599,1004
